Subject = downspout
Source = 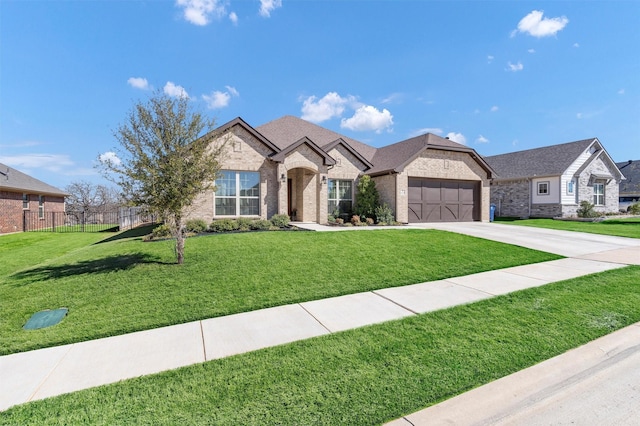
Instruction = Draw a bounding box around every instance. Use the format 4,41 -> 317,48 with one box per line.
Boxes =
528,178 -> 532,218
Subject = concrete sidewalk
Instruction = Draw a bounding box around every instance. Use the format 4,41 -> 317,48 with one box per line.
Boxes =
1,223 -> 638,412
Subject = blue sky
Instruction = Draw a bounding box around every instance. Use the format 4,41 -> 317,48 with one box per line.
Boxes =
1,0 -> 639,190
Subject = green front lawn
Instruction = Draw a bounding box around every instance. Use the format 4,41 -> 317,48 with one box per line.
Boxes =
496,217 -> 640,238
3,266 -> 639,425
0,229 -> 561,355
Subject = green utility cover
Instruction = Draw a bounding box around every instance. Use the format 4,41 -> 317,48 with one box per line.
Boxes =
23,308 -> 68,330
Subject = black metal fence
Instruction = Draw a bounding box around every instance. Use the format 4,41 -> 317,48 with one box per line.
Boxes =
24,207 -> 155,233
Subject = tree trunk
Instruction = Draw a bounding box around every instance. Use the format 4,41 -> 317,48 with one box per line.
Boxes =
174,217 -> 185,265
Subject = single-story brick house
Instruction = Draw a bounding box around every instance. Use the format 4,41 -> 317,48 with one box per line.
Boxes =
0,162 -> 67,233
485,138 -> 624,218
187,116 -> 494,224
616,159 -> 639,210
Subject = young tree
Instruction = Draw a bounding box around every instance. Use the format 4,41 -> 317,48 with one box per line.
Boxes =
65,181 -> 120,214
100,92 -> 226,264
354,174 -> 379,220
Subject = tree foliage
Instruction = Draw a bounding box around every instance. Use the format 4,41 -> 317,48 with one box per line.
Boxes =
100,93 -> 226,264
354,175 -> 379,220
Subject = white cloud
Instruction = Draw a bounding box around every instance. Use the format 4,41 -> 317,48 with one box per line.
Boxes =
576,112 -> 583,119
0,154 -> 74,172
445,132 -> 467,145
98,151 -> 122,166
202,86 -> 239,109
164,81 -> 189,98
409,128 -> 443,137
229,11 -> 238,24
515,10 -> 568,38
618,89 -> 625,95
176,0 -> 226,26
512,139 -> 519,146
528,49 -> 536,54
476,135 -> 489,144
487,55 -> 494,63
490,106 -> 499,112
381,93 -> 403,104
127,77 -> 150,90
340,105 -> 393,133
301,92 -> 353,123
507,61 -> 524,72
259,0 -> 282,17
573,42 -> 580,48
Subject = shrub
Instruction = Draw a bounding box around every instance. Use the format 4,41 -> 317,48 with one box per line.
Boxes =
577,200 -> 599,218
236,217 -> 253,231
185,219 -> 207,234
366,217 -> 375,226
209,219 -> 239,232
250,219 -> 272,230
628,202 -> 640,215
327,214 -> 336,223
151,223 -> 172,239
335,218 -> 344,225
351,215 -> 361,225
270,214 -> 290,228
354,175 -> 379,220
375,203 -> 395,224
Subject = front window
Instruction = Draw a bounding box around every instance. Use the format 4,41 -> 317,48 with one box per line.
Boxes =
23,193 -> 29,209
537,181 -> 549,196
328,179 -> 353,217
566,180 -> 575,195
215,171 -> 260,216
593,182 -> 605,206
38,195 -> 44,219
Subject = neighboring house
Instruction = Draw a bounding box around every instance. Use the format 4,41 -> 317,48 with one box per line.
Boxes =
0,163 -> 67,233
616,159 -> 640,210
187,116 -> 494,224
485,138 -> 624,218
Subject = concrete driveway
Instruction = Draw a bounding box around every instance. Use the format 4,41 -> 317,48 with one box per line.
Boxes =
410,221 -> 640,264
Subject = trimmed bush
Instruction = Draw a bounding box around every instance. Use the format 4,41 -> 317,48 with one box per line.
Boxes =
365,217 -> 375,225
351,215 -> 361,225
209,219 -> 239,232
151,223 -> 172,239
629,202 -> 640,215
270,214 -> 290,228
577,200 -> 599,218
236,217 -> 253,231
335,218 -> 344,225
250,219 -> 272,230
185,219 -> 207,234
375,203 -> 395,224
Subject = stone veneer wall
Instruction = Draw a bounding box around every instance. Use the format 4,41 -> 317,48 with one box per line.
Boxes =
575,156 -> 620,215
490,179 -> 530,218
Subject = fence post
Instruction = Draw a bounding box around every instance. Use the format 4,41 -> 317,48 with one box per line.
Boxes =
52,212 -> 56,232
23,211 -> 27,232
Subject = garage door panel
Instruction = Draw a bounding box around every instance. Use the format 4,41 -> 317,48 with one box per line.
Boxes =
408,178 -> 479,223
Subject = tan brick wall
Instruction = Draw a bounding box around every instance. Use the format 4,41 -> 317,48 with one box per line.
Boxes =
374,150 -> 490,223
186,127 -> 277,222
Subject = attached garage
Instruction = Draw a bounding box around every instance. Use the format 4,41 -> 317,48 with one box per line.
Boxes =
408,178 -> 480,222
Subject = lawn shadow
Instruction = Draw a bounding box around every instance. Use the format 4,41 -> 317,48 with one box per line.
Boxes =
95,224 -> 158,244
11,253 -> 172,285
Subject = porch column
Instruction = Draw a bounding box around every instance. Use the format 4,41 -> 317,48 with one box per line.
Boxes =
277,164 -> 288,216
317,171 -> 329,224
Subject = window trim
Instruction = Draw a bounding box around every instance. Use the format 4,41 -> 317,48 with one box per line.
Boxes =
537,181 -> 550,196
328,179 -> 353,217
593,182 -> 605,206
566,180 -> 575,195
38,195 -> 45,219
22,193 -> 29,210
214,170 -> 260,217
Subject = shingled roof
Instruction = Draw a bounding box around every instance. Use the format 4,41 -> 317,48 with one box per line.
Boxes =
256,115 -> 377,163
368,133 -> 492,176
617,160 -> 640,196
0,163 -> 68,196
484,138 -> 597,179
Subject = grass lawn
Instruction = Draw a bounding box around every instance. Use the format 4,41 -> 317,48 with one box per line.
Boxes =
496,217 -> 640,238
2,266 -> 639,425
0,229 -> 561,355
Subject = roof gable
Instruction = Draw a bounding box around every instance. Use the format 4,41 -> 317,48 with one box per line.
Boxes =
368,133 -> 494,177
256,116 -> 377,163
322,138 -> 373,170
0,163 -> 68,196
270,137 -> 336,166
485,138 -> 596,179
617,160 -> 640,194
215,117 -> 280,154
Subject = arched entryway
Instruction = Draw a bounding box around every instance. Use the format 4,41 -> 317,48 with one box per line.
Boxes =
283,167 -> 326,223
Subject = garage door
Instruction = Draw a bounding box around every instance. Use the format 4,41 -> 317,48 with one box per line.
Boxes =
408,178 -> 479,222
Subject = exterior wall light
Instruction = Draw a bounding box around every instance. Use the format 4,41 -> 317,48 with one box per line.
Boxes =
280,173 -> 286,182
321,176 -> 327,184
